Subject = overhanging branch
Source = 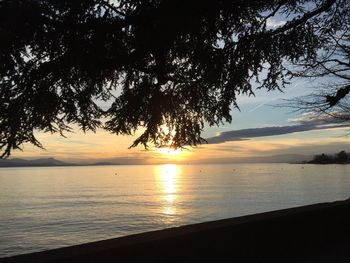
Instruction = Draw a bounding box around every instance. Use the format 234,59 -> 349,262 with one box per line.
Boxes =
326,85 -> 350,106
267,0 -> 336,36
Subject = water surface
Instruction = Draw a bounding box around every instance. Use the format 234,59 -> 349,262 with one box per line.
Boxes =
1,163 -> 350,257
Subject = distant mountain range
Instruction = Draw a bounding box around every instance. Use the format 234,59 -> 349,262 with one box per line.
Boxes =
190,154 -> 313,164
0,154 -> 314,167
233,154 -> 312,164
0,158 -> 118,167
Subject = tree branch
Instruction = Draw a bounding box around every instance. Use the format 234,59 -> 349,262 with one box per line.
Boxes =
326,85 -> 350,106
267,0 -> 336,36
99,0 -> 126,18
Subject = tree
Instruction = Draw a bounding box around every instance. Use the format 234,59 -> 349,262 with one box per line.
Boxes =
0,0 -> 347,157
336,150 -> 348,163
310,153 -> 333,164
285,1 -> 350,120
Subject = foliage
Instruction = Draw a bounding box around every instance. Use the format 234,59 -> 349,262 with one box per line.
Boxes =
336,150 -> 348,163
311,153 -> 334,164
0,0 -> 347,157
309,150 -> 349,164
286,0 -> 350,120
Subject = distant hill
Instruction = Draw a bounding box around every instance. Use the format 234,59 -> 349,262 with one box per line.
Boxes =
88,162 -> 119,166
0,158 -> 74,167
192,154 -> 312,164
220,154 -> 312,163
242,154 -> 312,164
0,158 -> 120,167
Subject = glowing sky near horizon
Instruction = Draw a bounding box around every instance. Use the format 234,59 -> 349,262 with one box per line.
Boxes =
13,80 -> 350,164
9,8 -> 350,164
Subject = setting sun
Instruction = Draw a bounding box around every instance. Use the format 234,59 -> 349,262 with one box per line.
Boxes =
154,146 -> 193,162
157,147 -> 183,156
155,125 -> 187,159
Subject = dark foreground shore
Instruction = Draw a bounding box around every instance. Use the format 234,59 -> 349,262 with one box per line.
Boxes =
2,199 -> 350,263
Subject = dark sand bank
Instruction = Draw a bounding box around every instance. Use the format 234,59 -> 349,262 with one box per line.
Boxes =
2,199 -> 350,263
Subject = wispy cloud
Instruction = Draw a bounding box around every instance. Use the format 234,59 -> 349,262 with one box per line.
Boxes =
289,112 -> 350,125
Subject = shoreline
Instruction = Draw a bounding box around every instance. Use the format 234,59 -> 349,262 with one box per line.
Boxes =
2,199 -> 350,263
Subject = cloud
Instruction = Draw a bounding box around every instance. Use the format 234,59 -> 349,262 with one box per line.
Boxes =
266,18 -> 286,28
288,112 -> 350,125
206,114 -> 350,144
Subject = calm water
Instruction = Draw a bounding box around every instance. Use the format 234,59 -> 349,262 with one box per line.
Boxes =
1,163 -> 350,257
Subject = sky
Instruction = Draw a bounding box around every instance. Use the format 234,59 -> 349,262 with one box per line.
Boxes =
12,76 -> 350,164
9,8 -> 350,164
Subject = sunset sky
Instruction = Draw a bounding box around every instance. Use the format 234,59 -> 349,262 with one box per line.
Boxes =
5,8 -> 349,162
13,75 -> 350,164
8,13 -> 350,164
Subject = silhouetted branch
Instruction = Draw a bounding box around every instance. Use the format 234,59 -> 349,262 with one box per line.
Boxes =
259,0 -> 336,39
0,0 -> 347,157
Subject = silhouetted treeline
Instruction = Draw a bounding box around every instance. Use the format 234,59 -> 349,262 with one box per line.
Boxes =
309,151 -> 349,164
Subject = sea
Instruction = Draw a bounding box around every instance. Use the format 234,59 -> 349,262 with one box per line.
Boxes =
1,163 -> 350,258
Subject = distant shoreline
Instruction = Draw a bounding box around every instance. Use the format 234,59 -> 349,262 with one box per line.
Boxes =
0,158 -> 120,168
290,162 -> 350,165
2,162 -> 350,168
0,163 -> 120,168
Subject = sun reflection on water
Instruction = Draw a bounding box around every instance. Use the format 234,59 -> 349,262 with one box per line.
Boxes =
155,164 -> 182,217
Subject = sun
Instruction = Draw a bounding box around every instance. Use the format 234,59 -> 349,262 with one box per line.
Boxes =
155,145 -> 194,162
153,125 -> 193,160
154,126 -> 184,158
157,146 -> 183,156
